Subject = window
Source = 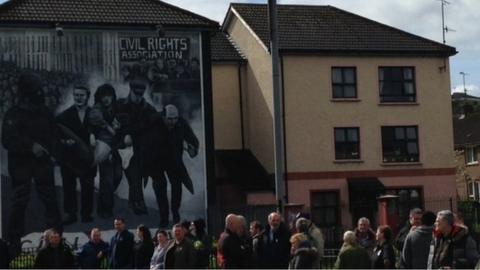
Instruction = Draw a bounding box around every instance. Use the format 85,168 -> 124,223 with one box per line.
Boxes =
468,181 -> 480,200
311,191 -> 340,227
334,128 -> 360,160
466,147 -> 478,165
382,126 -> 419,163
384,188 -> 422,217
379,67 -> 416,102
332,67 -> 357,98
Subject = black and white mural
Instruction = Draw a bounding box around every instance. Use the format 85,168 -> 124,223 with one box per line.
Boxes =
0,29 -> 207,247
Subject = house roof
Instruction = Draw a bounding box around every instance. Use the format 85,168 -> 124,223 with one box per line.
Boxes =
225,3 -> 457,56
211,31 -> 245,62
454,113 -> 480,147
0,0 -> 218,28
452,92 -> 480,101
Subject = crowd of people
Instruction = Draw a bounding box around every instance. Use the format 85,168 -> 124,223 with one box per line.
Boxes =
335,209 -> 480,269
2,208 -> 480,269
0,217 -> 208,269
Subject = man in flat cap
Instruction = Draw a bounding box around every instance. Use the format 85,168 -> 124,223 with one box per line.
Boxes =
1,73 -> 62,256
116,79 -> 157,215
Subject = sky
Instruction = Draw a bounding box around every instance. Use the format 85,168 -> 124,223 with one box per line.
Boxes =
0,0 -> 478,96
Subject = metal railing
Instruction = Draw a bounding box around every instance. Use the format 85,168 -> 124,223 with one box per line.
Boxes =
10,246 -> 340,269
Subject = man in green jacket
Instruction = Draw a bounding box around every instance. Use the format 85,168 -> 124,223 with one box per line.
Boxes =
334,231 -> 371,269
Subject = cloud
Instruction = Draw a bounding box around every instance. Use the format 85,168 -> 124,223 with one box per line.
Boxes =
452,84 -> 480,97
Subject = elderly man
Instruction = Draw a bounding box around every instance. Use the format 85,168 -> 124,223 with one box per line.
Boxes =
259,212 -> 291,268
354,217 -> 376,256
334,231 -> 371,269
429,210 -> 479,269
77,228 -> 109,269
394,208 -> 423,251
218,214 -> 252,269
165,223 -> 196,269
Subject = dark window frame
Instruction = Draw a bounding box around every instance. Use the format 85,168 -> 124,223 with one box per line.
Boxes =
379,66 -> 416,102
334,127 -> 360,160
381,126 -> 419,163
384,187 -> 424,217
332,67 -> 357,99
310,190 -> 341,227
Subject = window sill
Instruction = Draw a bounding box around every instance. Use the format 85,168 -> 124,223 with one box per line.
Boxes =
381,162 -> 423,167
331,98 -> 361,102
378,102 -> 419,106
466,162 -> 479,167
334,159 -> 364,164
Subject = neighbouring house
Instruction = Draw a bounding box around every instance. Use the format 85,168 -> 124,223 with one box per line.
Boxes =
216,3 -> 458,237
454,113 -> 480,201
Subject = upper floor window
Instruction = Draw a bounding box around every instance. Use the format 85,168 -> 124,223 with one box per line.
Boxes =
466,147 -> 478,165
379,67 -> 416,102
334,127 -> 360,160
382,126 -> 419,163
332,67 -> 357,98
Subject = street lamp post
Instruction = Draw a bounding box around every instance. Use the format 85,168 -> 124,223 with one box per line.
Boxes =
268,0 -> 286,213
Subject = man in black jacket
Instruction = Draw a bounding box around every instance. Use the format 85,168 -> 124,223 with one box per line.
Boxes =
109,218 -> 134,269
34,229 -> 74,269
164,223 -> 196,269
56,85 -> 96,224
259,212 -> 291,268
394,208 -> 422,251
1,73 -> 62,256
430,210 -> 479,269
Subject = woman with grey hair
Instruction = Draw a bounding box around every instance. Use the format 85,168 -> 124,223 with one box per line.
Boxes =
334,231 -> 371,269
429,210 -> 479,269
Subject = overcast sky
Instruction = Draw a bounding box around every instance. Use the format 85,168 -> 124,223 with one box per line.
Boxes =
1,0 -> 478,96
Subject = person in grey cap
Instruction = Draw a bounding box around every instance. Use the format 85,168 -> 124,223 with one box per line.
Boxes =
295,217 -> 324,267
1,73 -> 62,256
116,79 -> 157,215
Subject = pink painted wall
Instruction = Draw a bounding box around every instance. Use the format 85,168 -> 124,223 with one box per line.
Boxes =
288,174 -> 456,228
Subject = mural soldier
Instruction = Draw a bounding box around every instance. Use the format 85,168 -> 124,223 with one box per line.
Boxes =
1,73 -> 62,255
116,80 -> 157,215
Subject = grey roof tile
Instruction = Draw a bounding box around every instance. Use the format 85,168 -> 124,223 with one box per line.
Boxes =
211,31 -> 245,62
0,0 -> 218,28
229,3 -> 456,56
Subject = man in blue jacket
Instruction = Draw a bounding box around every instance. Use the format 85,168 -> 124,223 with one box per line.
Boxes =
77,228 -> 109,269
109,218 -> 134,269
